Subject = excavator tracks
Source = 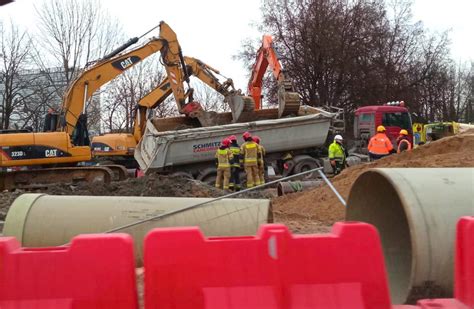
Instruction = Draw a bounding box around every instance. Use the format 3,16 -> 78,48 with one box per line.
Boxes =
0,166 -> 117,191
95,164 -> 129,181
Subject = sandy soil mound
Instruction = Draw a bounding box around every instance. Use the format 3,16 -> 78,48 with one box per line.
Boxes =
272,133 -> 474,231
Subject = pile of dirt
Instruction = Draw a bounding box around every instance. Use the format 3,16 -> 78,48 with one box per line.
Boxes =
272,132 -> 474,232
46,174 -> 223,198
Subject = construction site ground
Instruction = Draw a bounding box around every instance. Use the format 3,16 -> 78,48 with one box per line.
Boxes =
1,131 -> 474,232
1,131 -> 473,307
273,130 -> 474,233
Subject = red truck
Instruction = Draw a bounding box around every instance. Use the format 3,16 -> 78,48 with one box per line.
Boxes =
353,101 -> 413,152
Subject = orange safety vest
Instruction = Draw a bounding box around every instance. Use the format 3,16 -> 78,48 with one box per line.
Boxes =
368,133 -> 393,155
240,141 -> 259,166
397,139 -> 412,153
215,148 -> 233,168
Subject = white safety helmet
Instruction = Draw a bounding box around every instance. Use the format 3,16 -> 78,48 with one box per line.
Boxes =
334,134 -> 343,142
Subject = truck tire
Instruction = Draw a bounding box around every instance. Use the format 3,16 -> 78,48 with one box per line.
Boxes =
197,167 -> 217,186
170,171 -> 193,179
293,156 -> 320,179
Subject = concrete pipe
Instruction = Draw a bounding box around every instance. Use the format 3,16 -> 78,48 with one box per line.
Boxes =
277,181 -> 323,196
346,168 -> 474,304
3,194 -> 272,266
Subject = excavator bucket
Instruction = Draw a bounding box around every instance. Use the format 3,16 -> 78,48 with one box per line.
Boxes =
226,94 -> 256,123
278,80 -> 301,118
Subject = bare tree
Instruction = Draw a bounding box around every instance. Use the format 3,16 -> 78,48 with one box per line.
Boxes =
34,0 -> 123,86
190,80 -> 230,112
32,0 -> 124,132
237,0 -> 464,123
0,21 -> 35,129
101,57 -> 167,132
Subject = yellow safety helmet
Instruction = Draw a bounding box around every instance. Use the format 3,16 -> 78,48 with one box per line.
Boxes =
399,129 -> 408,136
377,125 -> 386,132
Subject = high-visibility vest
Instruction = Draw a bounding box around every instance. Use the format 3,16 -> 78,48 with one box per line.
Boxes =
328,141 -> 346,161
368,133 -> 393,155
397,139 -> 412,153
229,145 -> 241,167
215,148 -> 233,168
240,141 -> 259,165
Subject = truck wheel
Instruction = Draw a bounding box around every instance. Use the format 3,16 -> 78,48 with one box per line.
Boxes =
170,171 -> 193,179
197,167 -> 217,186
293,157 -> 320,179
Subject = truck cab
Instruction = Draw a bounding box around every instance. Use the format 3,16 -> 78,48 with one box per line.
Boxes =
354,101 -> 413,151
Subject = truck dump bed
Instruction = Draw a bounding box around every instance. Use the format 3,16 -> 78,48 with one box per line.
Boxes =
135,107 -> 335,172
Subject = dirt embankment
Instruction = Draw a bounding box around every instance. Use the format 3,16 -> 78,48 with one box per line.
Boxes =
272,132 -> 474,232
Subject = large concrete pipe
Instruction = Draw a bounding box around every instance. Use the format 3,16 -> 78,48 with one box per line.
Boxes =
346,168 -> 474,304
3,194 -> 272,265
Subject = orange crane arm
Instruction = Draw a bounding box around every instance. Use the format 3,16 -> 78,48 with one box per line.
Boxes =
248,35 -> 285,110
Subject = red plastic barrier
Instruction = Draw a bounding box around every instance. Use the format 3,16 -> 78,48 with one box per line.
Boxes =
0,234 -> 137,309
414,216 -> 474,309
144,222 -> 393,309
455,216 -> 474,307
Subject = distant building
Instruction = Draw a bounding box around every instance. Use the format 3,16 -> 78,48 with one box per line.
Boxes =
0,67 -> 101,133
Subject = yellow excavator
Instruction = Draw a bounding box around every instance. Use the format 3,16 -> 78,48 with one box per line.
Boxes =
0,21 -> 194,189
91,56 -> 249,167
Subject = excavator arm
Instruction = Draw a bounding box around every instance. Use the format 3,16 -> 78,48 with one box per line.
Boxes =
247,35 -> 300,117
133,78 -> 173,142
92,55 -> 255,164
61,21 -> 189,142
184,56 -> 237,97
183,56 -> 255,123
132,56 -> 254,143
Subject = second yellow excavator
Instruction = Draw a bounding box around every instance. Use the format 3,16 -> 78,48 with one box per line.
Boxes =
91,56 -> 251,167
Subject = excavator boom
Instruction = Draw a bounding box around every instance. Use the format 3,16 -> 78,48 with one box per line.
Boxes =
92,56 -> 256,164
248,35 -> 300,117
61,21 -> 187,140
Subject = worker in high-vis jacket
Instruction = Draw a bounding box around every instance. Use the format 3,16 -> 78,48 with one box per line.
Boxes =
240,131 -> 261,188
396,129 -> 412,153
328,134 -> 347,175
228,135 -> 241,191
368,125 -> 395,160
215,138 -> 233,190
253,135 -> 266,183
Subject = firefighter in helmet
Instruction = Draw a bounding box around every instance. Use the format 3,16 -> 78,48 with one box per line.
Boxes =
240,131 -> 262,188
215,138 -> 233,190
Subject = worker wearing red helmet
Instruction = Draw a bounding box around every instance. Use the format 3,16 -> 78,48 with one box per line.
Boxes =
228,135 -> 241,191
214,138 -> 233,190
368,125 -> 395,160
240,131 -> 262,188
252,135 -> 266,183
396,129 -> 412,153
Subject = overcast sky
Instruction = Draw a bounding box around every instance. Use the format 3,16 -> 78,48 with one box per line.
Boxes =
0,0 -> 472,92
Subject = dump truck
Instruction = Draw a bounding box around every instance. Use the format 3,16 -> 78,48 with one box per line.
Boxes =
135,105 -> 350,183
